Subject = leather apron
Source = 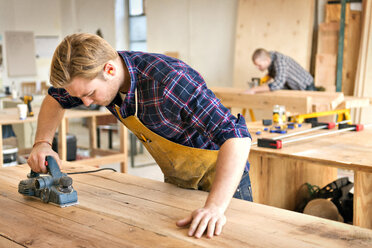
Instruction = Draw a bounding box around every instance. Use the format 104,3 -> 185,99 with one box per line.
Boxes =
114,91 -> 218,191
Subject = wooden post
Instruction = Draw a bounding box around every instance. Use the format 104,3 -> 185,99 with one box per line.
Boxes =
88,116 -> 97,157
119,123 -> 128,173
58,118 -> 67,161
354,170 -> 372,229
0,125 -> 3,167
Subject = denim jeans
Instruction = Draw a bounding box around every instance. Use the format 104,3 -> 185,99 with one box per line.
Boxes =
233,171 -> 253,202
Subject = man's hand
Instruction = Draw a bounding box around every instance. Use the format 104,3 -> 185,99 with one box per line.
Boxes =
244,89 -> 255,94
176,204 -> 226,239
27,143 -> 62,173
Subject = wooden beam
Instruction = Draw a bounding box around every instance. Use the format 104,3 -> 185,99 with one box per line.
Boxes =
211,87 -> 312,114
119,123 -> 128,173
354,171 -> 372,229
58,118 -> 67,161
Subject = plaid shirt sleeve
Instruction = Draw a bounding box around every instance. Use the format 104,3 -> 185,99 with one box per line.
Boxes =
268,56 -> 287,91
161,70 -> 251,146
48,87 -> 83,108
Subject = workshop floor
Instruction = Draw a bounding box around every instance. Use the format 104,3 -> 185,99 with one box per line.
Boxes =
69,120 -> 164,182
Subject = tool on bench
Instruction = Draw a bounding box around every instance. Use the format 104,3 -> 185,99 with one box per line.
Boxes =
18,156 -> 78,207
256,121 -> 368,149
20,95 -> 34,117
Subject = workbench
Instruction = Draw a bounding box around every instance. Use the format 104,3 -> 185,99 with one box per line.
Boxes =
211,87 -> 371,116
0,107 -> 128,172
247,122 -> 372,229
1,163 -> 372,247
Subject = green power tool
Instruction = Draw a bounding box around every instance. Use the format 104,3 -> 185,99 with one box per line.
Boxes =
18,156 -> 78,207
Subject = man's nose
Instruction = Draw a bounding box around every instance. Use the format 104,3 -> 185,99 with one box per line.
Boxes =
81,97 -> 93,107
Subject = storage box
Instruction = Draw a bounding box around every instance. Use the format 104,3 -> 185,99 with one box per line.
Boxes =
52,133 -> 77,161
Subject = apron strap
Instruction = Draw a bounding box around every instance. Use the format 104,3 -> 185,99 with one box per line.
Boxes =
135,89 -> 138,117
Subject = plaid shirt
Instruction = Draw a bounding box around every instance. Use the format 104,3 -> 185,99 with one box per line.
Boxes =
49,51 -> 251,170
267,51 -> 314,91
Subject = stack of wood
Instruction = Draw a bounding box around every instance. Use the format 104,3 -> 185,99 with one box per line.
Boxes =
314,3 -> 362,95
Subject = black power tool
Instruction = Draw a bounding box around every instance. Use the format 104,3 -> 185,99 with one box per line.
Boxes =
18,156 -> 78,207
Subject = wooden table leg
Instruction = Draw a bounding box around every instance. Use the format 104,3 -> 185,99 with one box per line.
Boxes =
354,170 -> 372,229
88,116 -> 97,157
58,118 -> 67,161
0,125 -> 3,167
119,123 -> 128,173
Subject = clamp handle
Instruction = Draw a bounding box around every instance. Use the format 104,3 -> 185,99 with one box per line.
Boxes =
258,138 -> 282,149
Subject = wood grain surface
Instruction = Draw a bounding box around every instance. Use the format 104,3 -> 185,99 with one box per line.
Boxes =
1,163 -> 372,247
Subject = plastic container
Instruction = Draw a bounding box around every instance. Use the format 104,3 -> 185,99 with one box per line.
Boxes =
3,145 -> 18,167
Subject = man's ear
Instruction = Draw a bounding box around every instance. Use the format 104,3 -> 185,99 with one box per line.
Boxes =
104,63 -> 116,76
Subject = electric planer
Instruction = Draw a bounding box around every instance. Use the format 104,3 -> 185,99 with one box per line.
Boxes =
18,156 -> 78,207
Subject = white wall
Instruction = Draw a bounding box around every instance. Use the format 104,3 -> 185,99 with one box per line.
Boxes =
61,0 -> 116,46
0,0 -> 61,91
146,0 -> 238,87
0,0 -> 117,93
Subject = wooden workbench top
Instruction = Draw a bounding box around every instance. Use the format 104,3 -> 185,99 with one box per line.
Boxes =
248,122 -> 372,172
1,163 -> 372,247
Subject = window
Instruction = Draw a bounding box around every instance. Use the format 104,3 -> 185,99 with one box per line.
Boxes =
129,0 -> 147,51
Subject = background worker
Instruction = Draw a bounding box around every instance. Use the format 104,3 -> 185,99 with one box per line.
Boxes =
245,48 -> 316,94
27,33 -> 252,239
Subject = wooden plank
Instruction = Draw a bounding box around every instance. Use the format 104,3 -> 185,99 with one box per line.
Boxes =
314,53 -> 337,91
269,89 -> 344,111
0,237 -> 23,248
0,164 -> 372,247
325,3 -> 351,24
212,87 -> 348,114
211,87 -> 312,114
342,9 -> 362,96
337,96 -> 371,109
3,164 -> 372,246
317,22 -> 339,54
0,174 -> 201,248
233,0 -> 314,88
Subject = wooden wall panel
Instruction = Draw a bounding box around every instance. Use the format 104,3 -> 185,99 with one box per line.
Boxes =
233,0 -> 315,88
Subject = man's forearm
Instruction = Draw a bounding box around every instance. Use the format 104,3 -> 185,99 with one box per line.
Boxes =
34,95 -> 65,144
205,137 -> 251,211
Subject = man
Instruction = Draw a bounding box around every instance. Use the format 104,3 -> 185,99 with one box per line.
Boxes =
245,48 -> 316,94
27,33 -> 252,239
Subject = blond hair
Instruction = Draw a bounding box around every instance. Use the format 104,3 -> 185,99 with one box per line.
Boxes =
252,48 -> 270,62
50,33 -> 118,87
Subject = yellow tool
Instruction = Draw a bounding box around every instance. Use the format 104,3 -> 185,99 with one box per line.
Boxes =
290,109 -> 352,124
260,75 -> 271,85
20,95 -> 34,117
